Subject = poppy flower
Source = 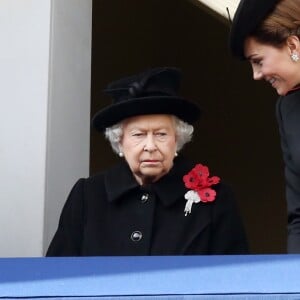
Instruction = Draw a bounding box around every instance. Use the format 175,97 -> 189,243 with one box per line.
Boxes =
183,164 -> 220,216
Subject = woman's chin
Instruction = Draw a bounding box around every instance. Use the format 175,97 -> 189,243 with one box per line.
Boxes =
138,171 -> 165,185
275,87 -> 286,96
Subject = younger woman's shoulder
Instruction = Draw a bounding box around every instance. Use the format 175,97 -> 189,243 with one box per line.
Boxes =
278,88 -> 300,114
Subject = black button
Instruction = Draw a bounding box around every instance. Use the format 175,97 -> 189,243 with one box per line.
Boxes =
141,193 -> 149,203
131,231 -> 142,242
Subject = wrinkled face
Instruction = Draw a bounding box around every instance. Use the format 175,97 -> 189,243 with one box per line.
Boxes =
244,36 -> 300,96
120,114 -> 177,185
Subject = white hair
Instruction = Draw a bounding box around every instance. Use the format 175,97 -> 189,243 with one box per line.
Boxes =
104,116 -> 194,155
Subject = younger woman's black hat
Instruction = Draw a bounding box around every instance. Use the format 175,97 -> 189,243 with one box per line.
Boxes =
229,0 -> 279,59
92,67 -> 201,132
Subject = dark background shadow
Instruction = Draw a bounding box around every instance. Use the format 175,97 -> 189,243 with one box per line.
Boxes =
90,0 -> 286,254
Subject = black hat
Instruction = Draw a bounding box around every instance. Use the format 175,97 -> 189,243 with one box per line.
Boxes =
229,0 -> 279,59
92,67 -> 201,131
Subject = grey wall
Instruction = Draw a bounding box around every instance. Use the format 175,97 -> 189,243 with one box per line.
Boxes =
0,0 -> 92,257
91,0 -> 286,254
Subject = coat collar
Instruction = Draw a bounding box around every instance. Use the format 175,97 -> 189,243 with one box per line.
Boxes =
105,156 -> 194,207
285,85 -> 300,96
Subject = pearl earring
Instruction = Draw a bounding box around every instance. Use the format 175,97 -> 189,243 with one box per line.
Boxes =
175,152 -> 178,157
291,52 -> 299,62
118,152 -> 124,157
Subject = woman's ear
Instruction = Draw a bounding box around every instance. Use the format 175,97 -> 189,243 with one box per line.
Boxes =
118,145 -> 124,157
286,35 -> 300,53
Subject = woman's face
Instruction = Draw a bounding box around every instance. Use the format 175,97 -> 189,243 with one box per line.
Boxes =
120,114 -> 177,185
244,36 -> 300,95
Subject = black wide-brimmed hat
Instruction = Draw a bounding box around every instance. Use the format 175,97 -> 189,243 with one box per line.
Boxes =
92,67 -> 201,131
229,0 -> 279,59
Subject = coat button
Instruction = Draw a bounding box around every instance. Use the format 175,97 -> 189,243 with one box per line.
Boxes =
131,231 -> 142,242
141,193 -> 149,203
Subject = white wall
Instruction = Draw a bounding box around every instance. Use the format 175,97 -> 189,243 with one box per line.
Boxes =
0,0 -> 92,257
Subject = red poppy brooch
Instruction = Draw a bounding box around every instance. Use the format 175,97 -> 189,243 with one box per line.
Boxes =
183,164 -> 220,216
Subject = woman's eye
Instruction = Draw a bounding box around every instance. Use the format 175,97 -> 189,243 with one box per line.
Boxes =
155,132 -> 167,137
132,132 -> 144,137
253,59 -> 262,66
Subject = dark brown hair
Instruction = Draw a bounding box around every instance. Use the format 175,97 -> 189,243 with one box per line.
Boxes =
252,0 -> 300,48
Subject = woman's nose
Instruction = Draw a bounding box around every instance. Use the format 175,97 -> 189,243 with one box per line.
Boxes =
253,70 -> 263,80
252,66 -> 263,80
143,135 -> 157,152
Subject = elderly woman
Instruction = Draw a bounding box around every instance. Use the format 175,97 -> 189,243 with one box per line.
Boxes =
46,67 -> 248,256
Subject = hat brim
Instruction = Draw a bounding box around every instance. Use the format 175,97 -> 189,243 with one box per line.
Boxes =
229,0 -> 278,59
92,96 -> 201,131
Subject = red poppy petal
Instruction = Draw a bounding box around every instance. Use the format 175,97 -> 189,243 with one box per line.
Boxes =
207,176 -> 220,186
193,164 -> 209,179
199,188 -> 216,202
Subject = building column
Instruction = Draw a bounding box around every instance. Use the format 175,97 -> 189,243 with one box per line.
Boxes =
0,0 -> 92,257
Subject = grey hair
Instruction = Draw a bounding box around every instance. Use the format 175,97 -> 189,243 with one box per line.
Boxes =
104,116 -> 194,154
174,117 -> 194,151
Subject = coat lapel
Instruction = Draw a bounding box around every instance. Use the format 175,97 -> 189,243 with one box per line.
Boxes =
104,156 -> 195,207
105,161 -> 139,203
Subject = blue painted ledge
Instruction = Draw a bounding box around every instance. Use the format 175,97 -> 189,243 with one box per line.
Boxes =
0,255 -> 300,299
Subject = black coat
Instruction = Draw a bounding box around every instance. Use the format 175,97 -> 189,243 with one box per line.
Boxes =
46,157 -> 248,256
276,89 -> 300,253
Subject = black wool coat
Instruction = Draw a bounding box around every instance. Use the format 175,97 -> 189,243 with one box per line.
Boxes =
276,89 -> 300,253
46,156 -> 248,256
